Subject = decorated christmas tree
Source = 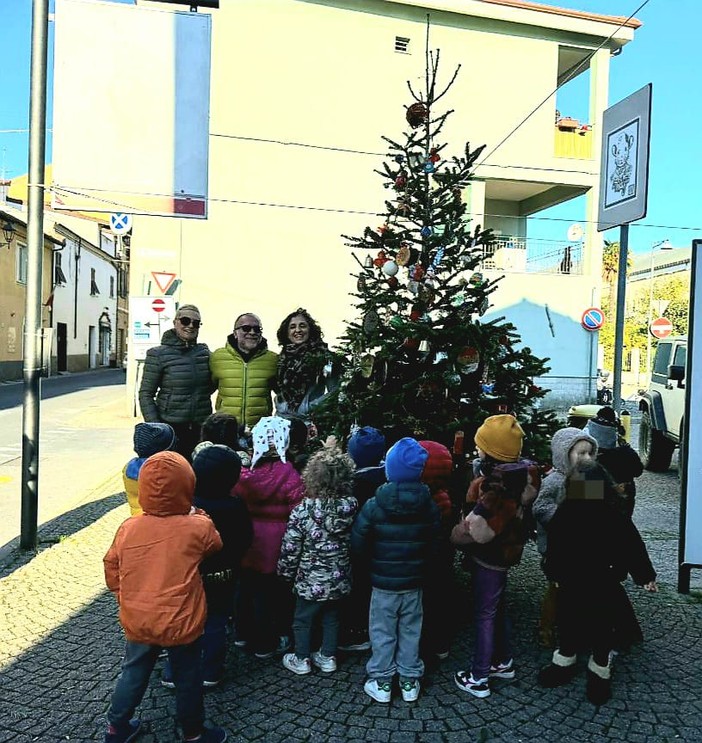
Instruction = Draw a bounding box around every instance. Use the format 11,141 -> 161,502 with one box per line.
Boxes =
316,51 -> 558,463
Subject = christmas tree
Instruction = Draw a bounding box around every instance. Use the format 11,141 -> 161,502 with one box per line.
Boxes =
316,51 -> 558,463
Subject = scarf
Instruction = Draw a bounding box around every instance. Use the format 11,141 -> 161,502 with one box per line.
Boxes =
276,339 -> 329,410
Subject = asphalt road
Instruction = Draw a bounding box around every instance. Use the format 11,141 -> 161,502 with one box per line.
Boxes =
0,369 -> 134,552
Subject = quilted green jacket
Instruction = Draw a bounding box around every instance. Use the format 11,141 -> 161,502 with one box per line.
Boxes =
210,337 -> 278,428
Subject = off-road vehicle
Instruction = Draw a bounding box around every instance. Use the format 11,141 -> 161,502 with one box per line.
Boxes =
638,335 -> 686,472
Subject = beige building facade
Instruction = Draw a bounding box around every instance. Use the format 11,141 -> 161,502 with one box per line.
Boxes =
121,0 -> 637,405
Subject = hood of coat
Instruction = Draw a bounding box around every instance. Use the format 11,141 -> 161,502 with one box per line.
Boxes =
298,495 -> 357,536
138,451 -> 195,516
551,427 -> 599,476
418,440 -> 452,489
192,444 -> 242,500
374,480 -> 432,515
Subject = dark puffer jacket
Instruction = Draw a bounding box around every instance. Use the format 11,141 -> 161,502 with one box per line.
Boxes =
139,329 -> 213,425
351,481 -> 440,591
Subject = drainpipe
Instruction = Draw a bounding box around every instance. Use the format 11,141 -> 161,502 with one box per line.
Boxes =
73,238 -> 81,339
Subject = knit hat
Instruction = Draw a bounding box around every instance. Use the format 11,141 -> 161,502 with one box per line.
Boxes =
584,407 -> 619,450
474,415 -> 524,462
550,427 -> 599,475
347,426 -> 386,469
418,440 -> 452,487
192,444 -> 242,496
133,422 -> 176,458
251,416 -> 291,467
384,437 -> 428,483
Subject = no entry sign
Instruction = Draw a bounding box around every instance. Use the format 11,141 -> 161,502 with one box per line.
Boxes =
581,307 -> 605,331
152,298 -> 166,313
649,316 -> 673,339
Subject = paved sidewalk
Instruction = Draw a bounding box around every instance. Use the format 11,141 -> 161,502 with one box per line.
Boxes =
0,464 -> 701,742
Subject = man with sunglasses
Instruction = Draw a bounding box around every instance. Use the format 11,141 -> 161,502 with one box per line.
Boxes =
210,313 -> 278,430
139,304 -> 214,459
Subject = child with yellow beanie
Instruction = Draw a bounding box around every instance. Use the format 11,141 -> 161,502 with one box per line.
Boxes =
451,414 -> 540,698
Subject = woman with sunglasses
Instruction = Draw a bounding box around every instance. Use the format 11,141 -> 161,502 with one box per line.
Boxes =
138,304 -> 214,459
274,308 -> 336,419
210,313 -> 279,430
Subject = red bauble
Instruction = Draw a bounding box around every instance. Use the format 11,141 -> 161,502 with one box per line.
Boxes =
403,338 -> 420,351
373,250 -> 388,268
387,276 -> 399,288
429,147 -> 440,163
406,102 -> 429,128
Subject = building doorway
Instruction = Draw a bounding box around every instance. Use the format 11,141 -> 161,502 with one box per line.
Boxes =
56,322 -> 67,372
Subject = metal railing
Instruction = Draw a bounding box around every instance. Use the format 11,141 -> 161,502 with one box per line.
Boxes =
480,237 -> 583,275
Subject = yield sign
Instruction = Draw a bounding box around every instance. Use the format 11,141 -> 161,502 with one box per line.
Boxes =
151,271 -> 177,294
649,316 -> 673,339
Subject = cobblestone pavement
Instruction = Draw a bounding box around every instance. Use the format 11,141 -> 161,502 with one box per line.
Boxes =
1,446 -> 701,741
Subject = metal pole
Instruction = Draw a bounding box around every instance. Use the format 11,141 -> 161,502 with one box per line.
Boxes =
646,245 -> 655,376
611,224 -> 629,413
20,0 -> 49,551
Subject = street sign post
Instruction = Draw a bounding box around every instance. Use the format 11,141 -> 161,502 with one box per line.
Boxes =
649,316 -> 673,339
581,307 -> 605,331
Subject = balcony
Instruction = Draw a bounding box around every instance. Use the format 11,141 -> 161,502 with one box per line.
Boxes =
554,118 -> 593,159
481,237 -> 583,275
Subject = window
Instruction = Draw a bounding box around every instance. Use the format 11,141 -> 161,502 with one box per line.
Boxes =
90,267 -> 100,296
117,266 -> 128,298
653,343 -> 672,376
16,243 -> 28,284
110,275 -> 115,298
54,252 -> 67,285
673,344 -> 687,370
395,36 -> 410,54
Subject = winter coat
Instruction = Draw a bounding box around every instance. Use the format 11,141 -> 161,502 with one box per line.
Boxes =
103,452 -> 222,646
532,428 -> 599,555
351,481 -> 440,591
596,444 -> 644,516
352,465 -> 386,511
233,458 -> 305,574
451,460 -> 540,569
277,496 -> 358,601
544,497 -> 656,587
138,329 -> 213,425
210,336 -> 278,429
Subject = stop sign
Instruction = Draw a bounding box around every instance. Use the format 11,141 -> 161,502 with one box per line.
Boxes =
152,298 -> 166,313
649,316 -> 673,339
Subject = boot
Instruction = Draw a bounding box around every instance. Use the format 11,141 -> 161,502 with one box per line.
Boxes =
586,655 -> 612,705
537,649 -> 577,688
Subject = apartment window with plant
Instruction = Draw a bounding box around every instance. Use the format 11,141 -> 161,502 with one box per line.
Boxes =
90,267 -> 100,296
16,243 -> 28,284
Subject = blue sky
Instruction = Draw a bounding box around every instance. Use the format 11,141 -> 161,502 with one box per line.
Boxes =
0,0 -> 698,256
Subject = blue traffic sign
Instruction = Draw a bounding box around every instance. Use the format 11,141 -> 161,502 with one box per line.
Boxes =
110,212 -> 133,235
581,306 -> 605,331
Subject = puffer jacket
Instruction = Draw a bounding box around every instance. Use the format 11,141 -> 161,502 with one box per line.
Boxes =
103,452 -> 222,646
210,336 -> 278,429
351,481 -> 440,591
277,495 -> 358,601
138,329 -> 213,425
233,458 -> 305,574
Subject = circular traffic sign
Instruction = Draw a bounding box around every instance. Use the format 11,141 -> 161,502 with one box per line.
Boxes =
110,212 -> 133,236
649,316 -> 673,339
581,307 -> 605,331
152,298 -> 166,313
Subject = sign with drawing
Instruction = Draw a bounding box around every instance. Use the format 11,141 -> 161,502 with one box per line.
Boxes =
597,84 -> 652,232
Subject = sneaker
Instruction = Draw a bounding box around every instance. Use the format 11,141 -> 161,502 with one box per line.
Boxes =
104,719 -> 142,743
338,631 -> 371,652
311,650 -> 337,673
183,727 -> 227,743
160,675 -> 175,689
202,677 -> 222,688
364,678 -> 392,703
233,639 -> 247,649
489,659 -> 515,680
454,670 -> 491,698
254,635 -> 290,659
282,653 -> 312,675
400,678 -> 420,702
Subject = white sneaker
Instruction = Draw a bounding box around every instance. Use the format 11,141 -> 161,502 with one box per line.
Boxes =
364,678 -> 392,703
282,653 -> 311,675
311,650 -> 337,673
400,678 -> 420,702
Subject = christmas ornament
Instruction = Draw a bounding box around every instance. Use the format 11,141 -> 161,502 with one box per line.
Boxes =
450,292 -> 467,308
443,371 -> 462,387
457,346 -> 480,374
382,260 -> 399,277
424,162 -> 435,173
396,199 -> 410,216
407,280 -> 420,295
469,271 -> 484,286
357,275 -> 367,292
373,251 -> 388,268
403,337 -> 420,351
396,244 -> 412,266
482,382 -> 495,394
431,247 -> 445,269
409,152 -> 424,169
418,284 -> 435,304
363,255 -> 373,269
409,309 -> 421,322
420,225 -> 433,238
433,351 -> 448,365
410,264 -> 425,281
387,276 -> 399,288
418,340 -> 430,353
362,310 -> 380,333
429,147 -> 440,163
389,315 -> 405,329
406,102 -> 429,128
394,154 -> 405,164
394,172 -> 407,189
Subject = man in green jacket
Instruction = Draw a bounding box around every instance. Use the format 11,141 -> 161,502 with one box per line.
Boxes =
210,313 -> 278,430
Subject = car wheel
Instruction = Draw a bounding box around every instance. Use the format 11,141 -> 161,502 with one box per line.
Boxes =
639,409 -> 675,472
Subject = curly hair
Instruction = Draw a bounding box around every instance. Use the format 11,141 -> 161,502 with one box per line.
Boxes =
200,412 -> 240,449
276,308 -> 323,347
302,446 -> 355,500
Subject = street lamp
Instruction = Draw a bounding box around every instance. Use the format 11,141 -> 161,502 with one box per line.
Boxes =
646,238 -> 673,376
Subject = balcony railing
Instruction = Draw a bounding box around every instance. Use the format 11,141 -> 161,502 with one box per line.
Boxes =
480,237 -> 583,275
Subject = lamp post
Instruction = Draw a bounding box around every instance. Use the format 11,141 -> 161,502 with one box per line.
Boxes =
646,238 -> 672,378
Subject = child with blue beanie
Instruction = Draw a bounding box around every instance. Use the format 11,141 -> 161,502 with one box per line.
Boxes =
351,437 -> 440,704
122,422 -> 177,516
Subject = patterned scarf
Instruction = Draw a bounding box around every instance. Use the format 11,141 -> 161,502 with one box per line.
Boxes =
276,339 -> 329,410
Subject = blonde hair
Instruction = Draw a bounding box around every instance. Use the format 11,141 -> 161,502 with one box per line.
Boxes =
302,447 -> 355,500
